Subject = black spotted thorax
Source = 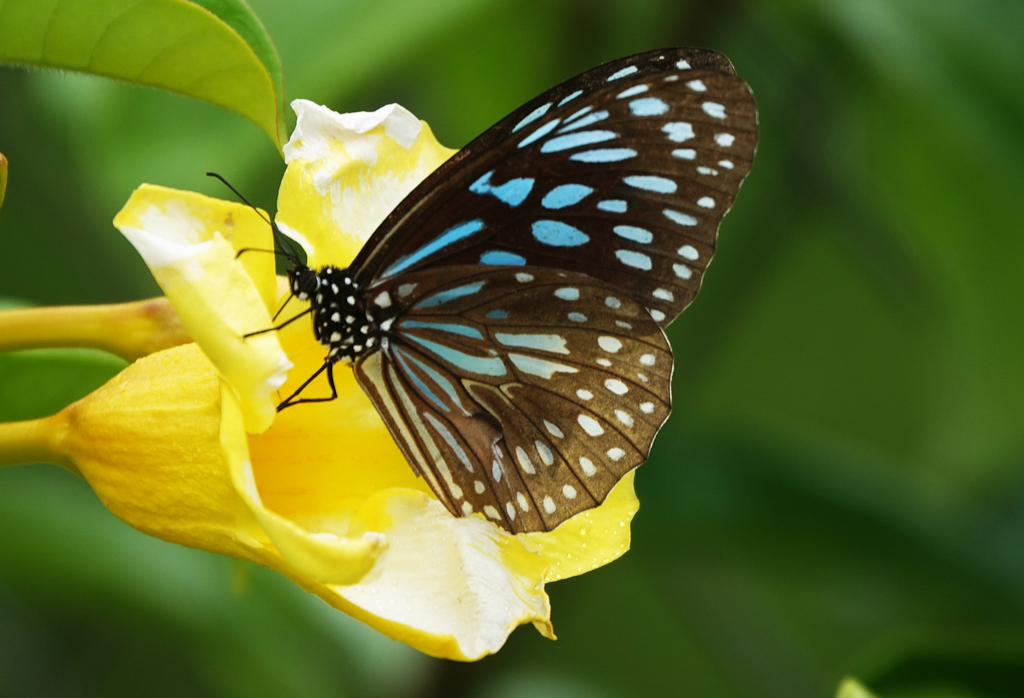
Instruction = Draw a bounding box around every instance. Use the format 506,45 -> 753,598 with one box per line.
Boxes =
288,265 -> 397,364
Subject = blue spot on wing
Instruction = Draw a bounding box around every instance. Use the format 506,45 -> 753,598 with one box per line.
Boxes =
405,335 -> 507,376
512,102 -> 551,132
383,220 -> 485,278
519,119 -> 561,148
541,184 -> 594,209
414,281 -> 486,309
393,346 -> 469,412
563,106 -> 592,124
480,250 -> 527,265
532,220 -> 589,247
400,320 -> 484,339
624,175 -> 677,193
614,225 -> 653,244
486,309 -> 508,319
541,130 -> 617,153
393,347 -> 450,413
570,148 -> 636,163
469,171 -> 534,207
558,110 -> 608,133
629,97 -> 669,116
598,199 -> 627,212
557,90 -> 583,106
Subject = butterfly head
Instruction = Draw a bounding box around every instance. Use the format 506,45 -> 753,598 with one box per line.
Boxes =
288,264 -> 322,302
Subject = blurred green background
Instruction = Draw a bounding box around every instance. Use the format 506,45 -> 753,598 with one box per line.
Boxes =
2,0 -> 1023,696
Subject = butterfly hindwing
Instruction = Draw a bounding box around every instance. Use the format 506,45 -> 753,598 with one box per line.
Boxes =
352,47 -> 757,327
352,266 -> 672,532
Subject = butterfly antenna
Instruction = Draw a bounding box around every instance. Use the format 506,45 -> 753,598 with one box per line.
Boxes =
206,171 -> 301,265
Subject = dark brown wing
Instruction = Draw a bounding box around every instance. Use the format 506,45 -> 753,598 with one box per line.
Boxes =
352,47 -> 757,328
353,266 -> 672,533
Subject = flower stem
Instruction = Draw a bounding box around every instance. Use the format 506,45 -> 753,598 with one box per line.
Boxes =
0,298 -> 190,361
0,413 -> 76,473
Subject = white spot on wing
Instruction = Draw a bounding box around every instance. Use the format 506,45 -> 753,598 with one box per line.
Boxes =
508,353 -> 578,379
664,209 -> 698,227
543,496 -> 556,514
577,389 -> 593,400
617,84 -> 648,98
605,379 -> 628,395
702,102 -> 726,119
715,132 -> 735,147
673,264 -> 693,279
578,414 -> 604,436
598,336 -> 623,353
517,492 -> 530,511
607,447 -> 626,461
580,457 -> 597,476
562,485 -> 578,499
535,440 -> 554,466
615,409 -> 634,427
515,446 -> 536,474
616,249 -> 652,270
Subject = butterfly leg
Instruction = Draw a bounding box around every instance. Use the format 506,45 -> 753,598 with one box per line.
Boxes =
276,360 -> 338,412
243,307 -> 312,339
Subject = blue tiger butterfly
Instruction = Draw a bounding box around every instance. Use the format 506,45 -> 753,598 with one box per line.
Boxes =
265,48 -> 757,534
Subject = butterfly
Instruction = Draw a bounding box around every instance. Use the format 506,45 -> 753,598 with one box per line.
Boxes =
266,48 -> 757,534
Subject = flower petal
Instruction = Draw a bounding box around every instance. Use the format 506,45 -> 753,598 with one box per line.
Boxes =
247,306 -> 432,527
220,381 -> 385,585
521,471 -> 640,582
328,489 -> 552,661
59,343 -> 384,586
276,99 -> 456,266
60,344 -> 271,559
114,185 -> 291,433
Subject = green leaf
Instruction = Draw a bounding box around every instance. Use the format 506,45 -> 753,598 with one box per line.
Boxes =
837,678 -> 879,698
0,0 -> 286,152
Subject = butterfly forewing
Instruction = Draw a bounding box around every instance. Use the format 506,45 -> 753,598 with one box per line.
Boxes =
352,266 -> 672,533
353,47 -> 757,327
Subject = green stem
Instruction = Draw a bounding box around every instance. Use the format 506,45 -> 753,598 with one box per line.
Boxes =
0,298 -> 190,361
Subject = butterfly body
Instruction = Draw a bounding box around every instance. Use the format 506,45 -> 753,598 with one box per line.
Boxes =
288,265 -> 392,363
277,48 -> 758,533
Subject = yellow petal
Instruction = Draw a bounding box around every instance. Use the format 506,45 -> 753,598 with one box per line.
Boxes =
114,185 -> 291,433
251,311 -> 555,658
276,99 -> 456,266
328,489 -> 552,661
57,344 -> 270,559
520,471 -> 640,582
56,343 -> 384,585
220,381 -> 385,585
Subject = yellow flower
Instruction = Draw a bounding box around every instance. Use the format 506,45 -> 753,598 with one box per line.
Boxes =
48,100 -> 640,660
